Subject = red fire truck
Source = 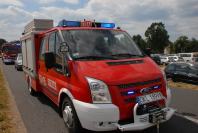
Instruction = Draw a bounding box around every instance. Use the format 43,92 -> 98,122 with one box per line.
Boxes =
1,44 -> 19,64
21,19 -> 175,133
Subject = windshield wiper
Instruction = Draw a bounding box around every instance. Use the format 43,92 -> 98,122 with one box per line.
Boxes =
111,53 -> 144,58
74,55 -> 117,60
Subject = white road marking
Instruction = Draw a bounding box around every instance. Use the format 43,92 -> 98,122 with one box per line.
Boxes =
175,113 -> 198,124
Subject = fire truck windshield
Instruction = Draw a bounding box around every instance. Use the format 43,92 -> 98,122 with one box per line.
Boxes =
2,46 -> 18,53
61,29 -> 144,60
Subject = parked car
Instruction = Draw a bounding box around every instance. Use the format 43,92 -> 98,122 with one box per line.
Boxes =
14,53 -> 23,71
151,55 -> 161,65
168,56 -> 179,62
160,56 -> 169,65
178,52 -> 198,62
193,57 -> 198,63
165,62 -> 198,84
177,57 -> 185,62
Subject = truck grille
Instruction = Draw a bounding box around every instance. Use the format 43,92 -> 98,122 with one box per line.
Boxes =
109,77 -> 164,120
118,78 -> 162,104
118,78 -> 161,89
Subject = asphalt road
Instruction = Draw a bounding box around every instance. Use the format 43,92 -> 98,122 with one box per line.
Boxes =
1,61 -> 198,133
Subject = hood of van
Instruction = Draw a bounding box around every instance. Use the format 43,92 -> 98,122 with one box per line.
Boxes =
72,57 -> 163,85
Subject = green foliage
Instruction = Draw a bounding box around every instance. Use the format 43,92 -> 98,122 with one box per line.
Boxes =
132,34 -> 147,50
174,36 -> 198,53
0,38 -> 7,50
145,22 -> 169,53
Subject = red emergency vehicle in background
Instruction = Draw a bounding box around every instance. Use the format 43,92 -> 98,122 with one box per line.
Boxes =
1,44 -> 19,64
21,19 -> 175,133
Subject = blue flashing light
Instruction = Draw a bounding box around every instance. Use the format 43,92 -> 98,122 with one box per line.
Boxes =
153,85 -> 160,89
101,23 -> 115,28
127,90 -> 135,95
58,20 -> 80,27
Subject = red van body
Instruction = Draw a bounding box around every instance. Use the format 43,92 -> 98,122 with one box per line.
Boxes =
21,19 -> 175,132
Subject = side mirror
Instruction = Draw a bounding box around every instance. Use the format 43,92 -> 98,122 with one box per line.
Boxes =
44,52 -> 55,69
60,43 -> 69,53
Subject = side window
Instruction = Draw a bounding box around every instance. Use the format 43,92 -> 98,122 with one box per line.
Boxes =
167,64 -> 175,71
176,64 -> 188,72
48,33 -> 56,53
55,32 -> 63,70
39,37 -> 47,60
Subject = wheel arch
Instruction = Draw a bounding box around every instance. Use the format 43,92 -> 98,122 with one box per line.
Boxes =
58,88 -> 74,116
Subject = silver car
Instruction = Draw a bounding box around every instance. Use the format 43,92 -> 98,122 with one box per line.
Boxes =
15,53 -> 23,71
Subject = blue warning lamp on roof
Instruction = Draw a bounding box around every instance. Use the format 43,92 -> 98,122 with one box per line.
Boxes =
101,23 -> 115,28
57,19 -> 115,28
58,19 -> 81,27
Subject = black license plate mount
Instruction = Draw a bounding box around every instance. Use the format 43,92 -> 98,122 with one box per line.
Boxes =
149,110 -> 166,123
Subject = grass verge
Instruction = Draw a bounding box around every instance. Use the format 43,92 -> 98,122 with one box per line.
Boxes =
168,80 -> 198,91
160,65 -> 198,91
0,66 -> 11,133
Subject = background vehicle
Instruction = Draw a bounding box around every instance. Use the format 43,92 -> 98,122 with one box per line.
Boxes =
178,52 -> 198,62
15,53 -> 23,71
150,54 -> 161,65
21,19 -> 174,133
160,56 -> 169,65
193,57 -> 198,64
165,62 -> 198,84
168,56 -> 179,62
1,44 -> 19,64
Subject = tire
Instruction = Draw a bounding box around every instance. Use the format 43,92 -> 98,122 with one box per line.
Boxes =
61,97 -> 82,133
28,78 -> 36,96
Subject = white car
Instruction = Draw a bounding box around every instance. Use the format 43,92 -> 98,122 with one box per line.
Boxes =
14,53 -> 23,71
160,56 -> 169,64
179,53 -> 198,62
168,56 -> 179,62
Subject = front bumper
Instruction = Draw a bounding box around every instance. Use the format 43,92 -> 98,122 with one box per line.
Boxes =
16,64 -> 22,69
73,99 -> 119,131
3,58 -> 15,63
115,104 -> 175,131
73,101 -> 175,132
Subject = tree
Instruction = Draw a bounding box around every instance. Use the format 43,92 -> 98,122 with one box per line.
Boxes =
174,36 -> 189,53
132,34 -> 147,50
0,38 -> 7,50
189,38 -> 198,52
145,22 -> 169,53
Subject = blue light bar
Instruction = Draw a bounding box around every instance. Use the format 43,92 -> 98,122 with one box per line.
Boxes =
153,85 -> 160,89
127,90 -> 135,95
101,23 -> 115,28
58,20 -> 80,27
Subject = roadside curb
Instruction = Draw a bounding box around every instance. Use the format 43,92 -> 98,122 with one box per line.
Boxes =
0,63 -> 27,133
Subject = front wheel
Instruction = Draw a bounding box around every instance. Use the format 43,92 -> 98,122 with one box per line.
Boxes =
62,98 -> 83,133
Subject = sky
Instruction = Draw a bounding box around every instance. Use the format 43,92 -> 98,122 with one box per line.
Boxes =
0,0 -> 198,41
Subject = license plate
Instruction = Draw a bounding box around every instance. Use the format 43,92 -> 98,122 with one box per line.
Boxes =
136,92 -> 163,105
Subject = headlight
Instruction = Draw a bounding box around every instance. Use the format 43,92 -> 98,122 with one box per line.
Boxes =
86,77 -> 112,104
